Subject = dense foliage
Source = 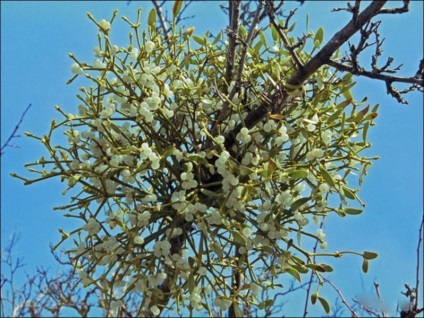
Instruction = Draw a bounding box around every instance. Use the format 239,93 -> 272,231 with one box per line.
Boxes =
15,6 -> 382,316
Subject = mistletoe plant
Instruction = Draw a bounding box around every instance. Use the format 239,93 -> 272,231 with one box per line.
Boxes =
14,4 -> 381,317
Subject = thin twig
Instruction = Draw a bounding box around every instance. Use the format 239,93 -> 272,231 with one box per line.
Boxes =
1,103 -> 32,156
415,216 -> 424,312
151,0 -> 171,50
323,276 -> 359,318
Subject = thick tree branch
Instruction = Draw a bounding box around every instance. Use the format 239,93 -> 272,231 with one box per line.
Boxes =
287,0 -> 387,86
224,1 -> 389,151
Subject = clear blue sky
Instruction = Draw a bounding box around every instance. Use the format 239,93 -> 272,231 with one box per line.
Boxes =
1,1 -> 423,316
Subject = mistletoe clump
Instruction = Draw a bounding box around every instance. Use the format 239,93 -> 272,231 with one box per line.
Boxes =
16,7 -> 379,316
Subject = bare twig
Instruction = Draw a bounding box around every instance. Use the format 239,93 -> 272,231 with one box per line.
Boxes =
415,217 -> 424,313
1,103 -> 32,156
303,221 -> 324,317
151,0 -> 171,50
327,59 -> 423,104
379,0 -> 409,14
323,276 -> 359,318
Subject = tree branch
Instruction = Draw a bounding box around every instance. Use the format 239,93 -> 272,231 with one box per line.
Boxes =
224,1 -> 389,151
151,0 -> 171,50
326,59 -> 423,104
1,103 -> 32,156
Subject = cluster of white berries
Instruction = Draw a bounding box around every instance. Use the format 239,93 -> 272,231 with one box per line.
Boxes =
52,10 -> 378,316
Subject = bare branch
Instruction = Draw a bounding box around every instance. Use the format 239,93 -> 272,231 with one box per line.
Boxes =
327,59 -> 423,104
379,0 -> 409,14
323,276 -> 359,318
1,103 -> 32,156
266,3 -> 303,70
225,1 -> 390,151
288,0 -> 388,86
151,0 -> 171,50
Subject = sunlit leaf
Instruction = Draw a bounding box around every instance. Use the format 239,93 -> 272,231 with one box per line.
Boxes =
185,26 -> 195,37
291,197 -> 310,211
148,8 -> 156,30
260,30 -> 267,46
173,0 -> 184,19
289,169 -> 308,179
231,230 -> 245,245
344,208 -> 363,215
270,114 -> 285,120
319,165 -> 335,188
318,296 -> 330,313
342,186 -> 356,200
285,267 -> 301,282
212,31 -> 222,45
306,263 -> 327,272
193,35 -> 205,45
314,27 -> 324,47
270,23 -> 279,42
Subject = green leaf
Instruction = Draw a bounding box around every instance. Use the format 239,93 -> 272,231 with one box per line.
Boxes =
314,27 -> 324,47
341,82 -> 356,100
363,251 -> 378,260
173,0 -> 183,19
291,197 -> 310,211
148,8 -> 156,30
306,13 -> 310,31
161,145 -> 176,158
210,242 -> 223,259
288,22 -> 296,32
335,98 -> 353,109
267,159 -> 277,177
319,166 -> 335,188
343,88 -> 353,100
362,259 -> 369,273
318,296 -> 331,313
184,26 -> 195,37
200,188 -> 220,198
253,40 -> 263,53
285,267 -> 301,282
238,25 -> 247,39
192,35 -> 205,45
259,31 -> 267,47
311,292 -> 318,304
187,273 -> 195,292
342,72 -> 353,84
344,208 -> 363,215
321,264 -> 334,272
335,208 -> 347,217
212,31 -> 222,45
270,23 -> 279,42
306,263 -> 333,272
306,264 -> 327,272
338,186 -> 347,205
326,107 -> 343,123
258,299 -> 274,310
342,186 -> 356,200
232,303 -> 243,317
231,230 -> 245,245
363,121 -> 370,142
289,169 -> 309,179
